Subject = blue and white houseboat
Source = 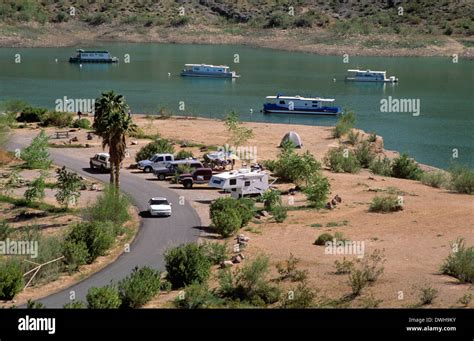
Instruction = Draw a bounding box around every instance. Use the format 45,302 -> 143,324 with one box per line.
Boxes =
263,95 -> 342,115
69,49 -> 118,63
345,69 -> 398,83
180,64 -> 239,78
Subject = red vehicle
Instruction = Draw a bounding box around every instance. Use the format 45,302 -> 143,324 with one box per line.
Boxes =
179,168 -> 213,189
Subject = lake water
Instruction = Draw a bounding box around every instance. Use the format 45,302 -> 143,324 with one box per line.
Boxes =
0,43 -> 472,169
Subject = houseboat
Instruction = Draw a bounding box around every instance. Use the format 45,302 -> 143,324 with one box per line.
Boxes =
262,95 -> 342,115
69,49 -> 118,63
180,64 -> 239,78
345,69 -> 398,83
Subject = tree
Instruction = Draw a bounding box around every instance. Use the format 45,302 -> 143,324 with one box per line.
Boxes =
24,173 -> 46,203
55,166 -> 82,208
93,91 -> 137,189
20,129 -> 52,169
224,111 -> 254,147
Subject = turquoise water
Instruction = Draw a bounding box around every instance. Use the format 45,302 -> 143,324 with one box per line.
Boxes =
0,43 -> 472,169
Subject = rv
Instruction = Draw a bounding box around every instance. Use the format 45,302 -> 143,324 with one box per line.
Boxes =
208,169 -> 274,198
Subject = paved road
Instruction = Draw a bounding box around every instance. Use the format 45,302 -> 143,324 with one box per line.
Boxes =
8,136 -> 202,308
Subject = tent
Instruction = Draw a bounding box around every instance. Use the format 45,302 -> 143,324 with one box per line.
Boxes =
280,131 -> 303,148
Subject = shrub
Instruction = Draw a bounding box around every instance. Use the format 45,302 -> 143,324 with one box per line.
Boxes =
262,189 -> 281,211
237,198 -> 255,227
63,300 -> 87,309
334,258 -> 355,275
421,170 -> 448,188
0,259 -> 24,300
272,204 -> 288,223
118,266 -> 161,308
368,132 -> 377,143
1,99 -> 29,115
42,111 -> 73,128
369,195 -> 403,213
0,220 -> 12,240
314,233 -> 333,245
449,165 -> 474,194
348,268 -> 368,296
26,299 -> 45,309
347,129 -> 359,145
304,173 -> 331,208
55,166 -> 82,208
174,282 -> 221,309
276,253 -> 308,282
264,12 -> 292,29
20,129 -> 52,169
86,13 -> 110,26
457,293 -> 472,307
164,243 -> 212,288
281,282 -> 316,308
87,286 -> 121,309
202,242 -> 228,265
354,141 -> 375,168
323,147 -> 361,173
175,149 -> 194,160
72,118 -> 91,129
63,240 -> 88,273
391,153 -> 422,180
211,207 -> 242,237
17,107 -> 47,123
84,185 -> 131,228
293,16 -> 313,28
31,235 -> 65,285
419,286 -> 438,305
210,197 -> 254,236
333,111 -> 355,138
369,157 -> 392,176
170,15 -> 190,27
441,238 -> 474,283
24,174 -> 46,203
274,149 -> 321,186
135,139 -> 174,162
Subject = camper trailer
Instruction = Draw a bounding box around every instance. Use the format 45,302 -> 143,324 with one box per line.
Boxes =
208,169 -> 274,198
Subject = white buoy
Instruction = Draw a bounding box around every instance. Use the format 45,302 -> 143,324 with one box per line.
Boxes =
79,64 -> 83,68
168,72 -> 171,77
249,109 -> 253,114
333,78 -> 336,82
55,58 -> 58,63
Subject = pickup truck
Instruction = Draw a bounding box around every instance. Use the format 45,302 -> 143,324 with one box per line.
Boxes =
89,153 -> 111,172
137,153 -> 174,173
154,160 -> 203,181
179,168 -> 213,189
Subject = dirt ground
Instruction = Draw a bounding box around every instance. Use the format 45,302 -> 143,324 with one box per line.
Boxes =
10,116 -> 474,308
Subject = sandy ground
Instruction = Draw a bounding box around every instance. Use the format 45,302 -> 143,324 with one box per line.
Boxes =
9,116 -> 474,308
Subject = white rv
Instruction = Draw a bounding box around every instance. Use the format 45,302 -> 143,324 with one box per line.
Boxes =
208,169 -> 274,198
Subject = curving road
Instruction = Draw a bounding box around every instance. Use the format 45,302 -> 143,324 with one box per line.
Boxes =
8,135 -> 202,308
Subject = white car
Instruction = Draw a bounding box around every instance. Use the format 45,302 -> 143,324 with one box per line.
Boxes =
148,197 -> 172,217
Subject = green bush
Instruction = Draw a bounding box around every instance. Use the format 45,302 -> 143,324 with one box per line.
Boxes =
55,166 -> 82,208
276,253 -> 308,282
174,282 -> 221,309
369,157 -> 392,176
72,118 -> 91,129
369,195 -> 403,213
0,259 -> 24,300
202,242 -> 228,265
63,240 -> 88,273
264,12 -> 292,29
170,15 -> 190,27
314,233 -> 333,245
87,286 -> 121,309
118,266 -> 161,308
86,13 -> 110,26
419,286 -> 438,305
347,129 -> 360,145
304,173 -> 331,208
274,149 -> 321,186
354,141 -> 375,168
63,300 -> 87,309
31,235 -> 65,285
135,139 -> 175,162
1,99 -> 29,115
421,170 -> 448,188
84,185 -> 130,228
26,299 -> 45,309
262,189 -> 282,211
42,111 -> 73,128
17,107 -> 47,123
323,147 -> 361,173
24,174 -> 46,203
449,165 -> 474,194
281,282 -> 316,308
293,16 -> 313,28
164,243 -> 212,288
348,268 -> 368,296
368,132 -> 377,143
391,153 -> 422,180
333,111 -> 356,138
272,204 -> 288,223
210,197 -> 254,236
20,129 -> 52,169
175,149 -> 194,160
441,238 -> 474,283
236,198 -> 255,227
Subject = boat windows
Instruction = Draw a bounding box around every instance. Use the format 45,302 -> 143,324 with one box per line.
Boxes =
279,101 -> 285,104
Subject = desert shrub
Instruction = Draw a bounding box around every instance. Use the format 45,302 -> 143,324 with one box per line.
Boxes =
237,198 -> 255,227
419,286 -> 438,305
264,11 -> 292,29
334,258 -> 355,275
348,268 -> 368,296
449,165 -> 474,194
202,242 -> 228,265
0,259 -> 24,300
333,111 -> 356,138
262,159 -> 277,172
262,189 -> 281,211
272,204 -> 288,223
20,129 -> 52,169
17,107 -> 47,123
135,139 -> 174,162
174,282 -> 221,309
42,111 -> 73,128
26,299 -> 45,309
65,221 -> 115,264
72,118 -> 91,129
0,220 -> 13,240
314,233 -> 333,245
175,149 -> 194,160
274,149 -> 321,186
86,13 -> 110,26
421,170 -> 448,188
170,15 -> 190,27
31,235 -> 65,284
391,153 -> 422,180
441,238 -> 474,283
164,243 -> 212,288
347,129 -> 359,145
24,174 -> 46,203
87,286 -> 121,309
55,166 -> 82,208
281,282 -> 316,308
63,300 -> 87,309
368,132 -> 377,142
369,157 -> 392,176
118,266 -> 161,308
293,16 -> 313,28
276,253 -> 308,282
304,173 -> 331,208
211,207 -> 242,237
369,195 -> 403,213
323,147 -> 361,173
354,141 -> 375,168
84,185 -> 130,228
63,239 -> 88,273
457,293 -> 472,307
218,255 -> 280,306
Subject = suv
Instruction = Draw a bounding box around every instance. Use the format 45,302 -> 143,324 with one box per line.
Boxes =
89,153 -> 111,172
154,160 -> 203,180
137,154 -> 174,173
179,168 -> 213,189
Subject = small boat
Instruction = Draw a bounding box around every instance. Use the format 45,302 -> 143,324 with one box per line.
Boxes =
180,64 -> 239,78
69,49 -> 118,63
345,69 -> 398,83
263,94 -> 342,115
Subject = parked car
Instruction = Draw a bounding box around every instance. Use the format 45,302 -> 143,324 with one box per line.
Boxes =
154,160 -> 203,180
89,153 -> 111,172
179,168 -> 213,189
148,197 -> 172,217
137,153 -> 174,173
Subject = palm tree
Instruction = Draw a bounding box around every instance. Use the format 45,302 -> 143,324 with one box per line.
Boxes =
93,91 -> 137,190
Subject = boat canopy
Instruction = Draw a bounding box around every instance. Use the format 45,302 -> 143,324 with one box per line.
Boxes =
347,69 -> 386,74
184,63 -> 229,69
266,95 -> 335,102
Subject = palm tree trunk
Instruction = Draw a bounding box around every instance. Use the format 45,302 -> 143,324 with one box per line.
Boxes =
114,160 -> 120,190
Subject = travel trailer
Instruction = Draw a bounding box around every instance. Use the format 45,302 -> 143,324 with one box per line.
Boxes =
208,169 -> 274,198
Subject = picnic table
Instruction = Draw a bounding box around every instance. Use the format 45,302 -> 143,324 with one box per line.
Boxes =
55,131 -> 69,139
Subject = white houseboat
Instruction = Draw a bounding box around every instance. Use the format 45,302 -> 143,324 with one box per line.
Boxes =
69,49 -> 118,63
180,64 -> 239,78
345,69 -> 398,83
263,94 -> 342,115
